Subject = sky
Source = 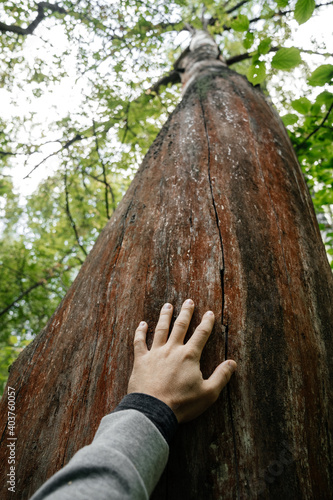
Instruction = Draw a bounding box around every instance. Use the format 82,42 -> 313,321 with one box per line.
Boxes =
1,4 -> 333,200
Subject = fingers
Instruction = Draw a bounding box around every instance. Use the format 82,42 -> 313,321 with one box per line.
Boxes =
169,299 -> 194,344
204,360 -> 237,401
152,303 -> 173,347
133,321 -> 148,356
186,310 -> 215,355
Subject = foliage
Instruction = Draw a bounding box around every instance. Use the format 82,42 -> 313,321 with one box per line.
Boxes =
294,0 -> 316,24
0,0 -> 332,393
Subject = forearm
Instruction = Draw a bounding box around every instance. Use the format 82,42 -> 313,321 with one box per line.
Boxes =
30,394 -> 178,500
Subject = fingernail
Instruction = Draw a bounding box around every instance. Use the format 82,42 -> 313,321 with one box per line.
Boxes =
163,303 -> 172,309
185,299 -> 194,305
139,321 -> 146,327
206,310 -> 214,316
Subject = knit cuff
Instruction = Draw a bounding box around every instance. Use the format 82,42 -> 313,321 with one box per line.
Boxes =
112,393 -> 178,445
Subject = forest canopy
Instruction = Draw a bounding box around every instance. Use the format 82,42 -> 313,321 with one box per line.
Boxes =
0,0 -> 332,392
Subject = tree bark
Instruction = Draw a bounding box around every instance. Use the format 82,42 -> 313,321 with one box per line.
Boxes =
1,31 -> 332,500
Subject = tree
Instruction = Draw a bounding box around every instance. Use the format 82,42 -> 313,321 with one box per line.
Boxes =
0,0 -> 333,386
0,1 -> 333,498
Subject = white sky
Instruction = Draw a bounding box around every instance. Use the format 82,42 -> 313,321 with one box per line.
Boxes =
1,5 -> 333,199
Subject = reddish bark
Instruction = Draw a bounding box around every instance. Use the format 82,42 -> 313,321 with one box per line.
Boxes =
1,33 -> 333,499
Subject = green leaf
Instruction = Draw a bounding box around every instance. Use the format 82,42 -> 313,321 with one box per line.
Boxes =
243,32 -> 254,50
231,14 -> 250,32
271,47 -> 302,70
247,61 -> 266,85
308,65 -> 333,87
294,0 -> 315,25
310,103 -> 321,114
258,38 -> 272,55
316,91 -> 333,108
281,113 -> 299,126
291,97 -> 312,114
275,0 -> 289,7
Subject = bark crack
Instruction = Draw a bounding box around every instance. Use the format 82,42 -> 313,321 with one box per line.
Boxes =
187,214 -> 193,300
199,97 -> 240,500
199,100 -> 226,323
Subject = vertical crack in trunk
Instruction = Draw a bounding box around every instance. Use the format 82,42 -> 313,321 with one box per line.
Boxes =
199,99 -> 226,322
199,96 -> 240,500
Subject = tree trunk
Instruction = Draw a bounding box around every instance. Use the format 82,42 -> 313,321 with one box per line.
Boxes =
1,31 -> 332,500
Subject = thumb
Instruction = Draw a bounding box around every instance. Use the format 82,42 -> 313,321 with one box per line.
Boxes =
206,360 -> 237,396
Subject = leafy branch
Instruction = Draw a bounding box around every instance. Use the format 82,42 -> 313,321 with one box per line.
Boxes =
0,256 -> 75,319
64,169 -> 87,256
296,102 -> 333,151
146,70 -> 181,95
226,47 -> 332,66
209,1 -> 333,30
81,166 -> 116,209
92,120 -> 115,219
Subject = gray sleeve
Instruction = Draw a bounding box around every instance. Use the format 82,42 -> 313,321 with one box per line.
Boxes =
30,409 -> 169,500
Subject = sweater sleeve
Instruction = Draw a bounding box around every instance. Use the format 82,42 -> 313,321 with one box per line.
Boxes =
30,394 -> 178,500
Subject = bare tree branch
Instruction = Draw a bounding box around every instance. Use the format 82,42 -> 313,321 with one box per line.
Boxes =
23,134 -> 83,179
0,151 -> 16,157
0,1 -> 118,38
0,2 -> 66,36
296,103 -> 333,151
64,169 -> 87,256
226,0 -> 251,14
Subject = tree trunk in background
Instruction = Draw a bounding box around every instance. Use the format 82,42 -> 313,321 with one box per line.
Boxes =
1,31 -> 333,500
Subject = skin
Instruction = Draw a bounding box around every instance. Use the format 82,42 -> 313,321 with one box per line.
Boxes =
128,298 -> 237,423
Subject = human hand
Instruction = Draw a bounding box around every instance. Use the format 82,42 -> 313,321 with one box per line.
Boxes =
127,299 -> 237,423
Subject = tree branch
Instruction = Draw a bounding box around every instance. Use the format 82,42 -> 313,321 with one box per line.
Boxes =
92,120 -> 113,219
0,259 -> 74,319
23,134 -> 83,179
226,0 -> 251,14
0,2 -> 66,36
210,1 -> 333,30
0,282 -> 44,318
0,151 -> 16,157
0,2 -> 117,38
296,102 -> 333,151
82,168 -> 116,211
146,69 -> 181,95
226,46 -> 332,66
64,169 -> 87,256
